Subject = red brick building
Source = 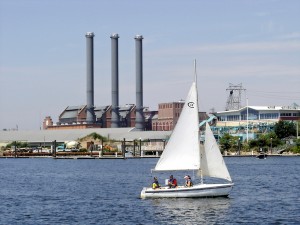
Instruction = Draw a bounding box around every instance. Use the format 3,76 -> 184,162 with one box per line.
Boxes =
152,102 -> 184,131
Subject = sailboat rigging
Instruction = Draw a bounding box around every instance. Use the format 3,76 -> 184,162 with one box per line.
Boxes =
140,62 -> 234,198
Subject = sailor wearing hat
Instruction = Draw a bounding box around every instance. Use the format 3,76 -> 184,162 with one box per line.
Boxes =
184,175 -> 193,187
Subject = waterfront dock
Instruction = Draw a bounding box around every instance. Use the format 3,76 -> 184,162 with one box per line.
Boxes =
0,154 -> 298,159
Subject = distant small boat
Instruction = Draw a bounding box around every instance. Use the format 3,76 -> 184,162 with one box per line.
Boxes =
256,153 -> 267,159
125,150 -> 134,158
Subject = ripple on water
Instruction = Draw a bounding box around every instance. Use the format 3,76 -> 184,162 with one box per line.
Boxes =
0,157 -> 299,224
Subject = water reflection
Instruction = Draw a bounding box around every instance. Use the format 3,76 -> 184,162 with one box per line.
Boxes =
150,197 -> 231,224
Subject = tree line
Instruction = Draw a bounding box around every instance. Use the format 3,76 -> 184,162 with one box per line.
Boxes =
219,121 -> 300,154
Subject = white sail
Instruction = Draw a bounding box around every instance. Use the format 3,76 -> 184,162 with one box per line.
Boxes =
201,123 -> 232,182
154,82 -> 200,171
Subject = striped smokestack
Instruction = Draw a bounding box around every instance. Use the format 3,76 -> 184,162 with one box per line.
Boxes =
110,33 -> 120,128
134,35 -> 145,131
85,32 -> 95,124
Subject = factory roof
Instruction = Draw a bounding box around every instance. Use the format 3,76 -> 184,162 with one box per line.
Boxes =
94,106 -> 110,118
0,128 -> 171,144
60,105 -> 85,119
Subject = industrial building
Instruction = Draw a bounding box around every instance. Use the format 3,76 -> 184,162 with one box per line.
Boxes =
43,100 -> 208,131
40,32 -> 209,132
43,104 -> 156,131
60,32 -> 147,130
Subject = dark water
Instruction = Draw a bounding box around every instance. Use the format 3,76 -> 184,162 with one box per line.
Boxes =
0,156 -> 299,224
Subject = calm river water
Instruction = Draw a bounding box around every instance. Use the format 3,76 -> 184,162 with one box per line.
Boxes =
0,156 -> 299,224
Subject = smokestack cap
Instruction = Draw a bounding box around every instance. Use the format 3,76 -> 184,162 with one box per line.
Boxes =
110,33 -> 119,38
86,32 -> 95,37
135,35 -> 143,40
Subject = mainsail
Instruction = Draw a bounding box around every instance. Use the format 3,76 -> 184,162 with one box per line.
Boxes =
154,82 -> 200,171
201,123 -> 232,182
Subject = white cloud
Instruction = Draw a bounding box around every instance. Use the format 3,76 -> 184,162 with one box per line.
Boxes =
145,40 -> 300,62
276,32 -> 300,40
254,11 -> 270,17
197,41 -> 300,53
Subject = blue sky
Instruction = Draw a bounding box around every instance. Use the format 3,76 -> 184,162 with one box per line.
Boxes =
0,0 -> 299,130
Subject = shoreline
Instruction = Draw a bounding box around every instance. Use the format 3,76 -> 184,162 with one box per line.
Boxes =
0,154 -> 299,159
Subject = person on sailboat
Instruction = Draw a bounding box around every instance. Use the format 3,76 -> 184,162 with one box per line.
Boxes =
168,175 -> 177,188
184,175 -> 193,187
152,177 -> 160,189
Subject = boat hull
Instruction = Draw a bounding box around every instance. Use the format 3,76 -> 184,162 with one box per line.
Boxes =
140,183 -> 234,199
256,154 -> 267,159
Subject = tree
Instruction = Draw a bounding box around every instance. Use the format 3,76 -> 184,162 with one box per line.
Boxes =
265,132 -> 281,148
274,121 -> 296,139
248,132 -> 281,151
291,138 -> 300,154
80,132 -> 108,142
219,133 -> 238,153
90,132 -> 103,141
6,141 -> 28,149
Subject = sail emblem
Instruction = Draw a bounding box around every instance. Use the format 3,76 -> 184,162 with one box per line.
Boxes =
188,102 -> 195,108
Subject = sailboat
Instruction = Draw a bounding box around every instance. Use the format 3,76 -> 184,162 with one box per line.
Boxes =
140,73 -> 234,198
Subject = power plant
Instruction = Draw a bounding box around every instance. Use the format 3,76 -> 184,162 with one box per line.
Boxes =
83,32 -> 145,130
134,35 -> 145,131
42,32 -> 207,132
110,33 -> 120,128
85,32 -> 96,124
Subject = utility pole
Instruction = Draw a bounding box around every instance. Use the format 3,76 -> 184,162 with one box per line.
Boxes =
225,83 -> 246,111
297,120 -> 299,139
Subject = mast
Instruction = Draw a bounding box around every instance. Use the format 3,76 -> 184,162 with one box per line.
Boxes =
195,59 -> 203,179
194,59 -> 199,116
200,168 -> 204,184
246,97 -> 249,143
194,59 -> 197,82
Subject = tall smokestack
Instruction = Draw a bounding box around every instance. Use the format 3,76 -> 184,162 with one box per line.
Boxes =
135,35 -> 145,131
111,33 -> 120,128
85,32 -> 95,124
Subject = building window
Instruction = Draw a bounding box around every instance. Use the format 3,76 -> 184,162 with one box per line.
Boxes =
227,115 -> 240,121
260,113 -> 279,119
158,122 -> 162,131
165,122 -> 169,131
281,113 -> 292,117
241,108 -> 259,120
219,116 -> 226,121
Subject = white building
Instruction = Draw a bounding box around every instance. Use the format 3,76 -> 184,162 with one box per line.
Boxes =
210,104 -> 299,141
215,105 -> 300,127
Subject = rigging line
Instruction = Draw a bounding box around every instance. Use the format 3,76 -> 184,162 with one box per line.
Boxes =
247,91 -> 299,96
248,90 -> 300,94
248,96 -> 300,100
194,59 -> 197,84
249,96 -> 300,100
248,93 -> 300,99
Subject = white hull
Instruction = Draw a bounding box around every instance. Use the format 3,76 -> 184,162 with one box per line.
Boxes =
140,183 -> 234,199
